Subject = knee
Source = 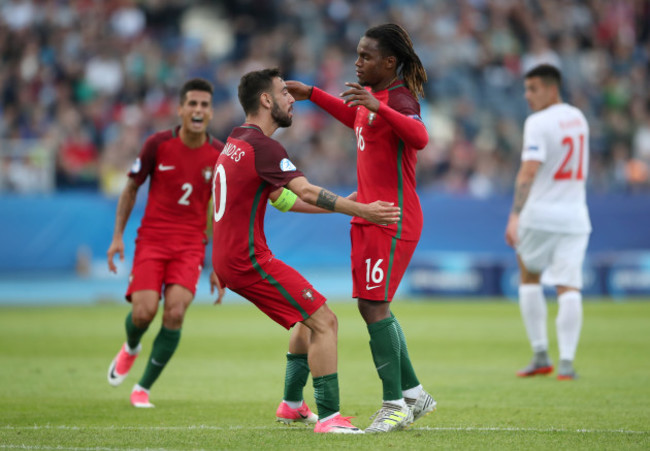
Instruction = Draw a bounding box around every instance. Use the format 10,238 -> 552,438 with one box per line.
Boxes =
131,305 -> 156,327
311,304 -> 338,335
163,304 -> 187,328
358,299 -> 390,324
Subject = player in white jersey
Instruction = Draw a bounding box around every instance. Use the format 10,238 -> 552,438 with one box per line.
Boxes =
505,64 -> 591,380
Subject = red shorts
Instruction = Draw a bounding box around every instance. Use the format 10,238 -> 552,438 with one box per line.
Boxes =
126,238 -> 205,302
351,224 -> 418,302
233,258 -> 326,330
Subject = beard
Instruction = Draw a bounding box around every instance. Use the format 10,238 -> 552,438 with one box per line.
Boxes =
271,102 -> 292,128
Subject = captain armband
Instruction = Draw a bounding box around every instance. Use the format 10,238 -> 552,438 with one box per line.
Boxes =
270,188 -> 298,212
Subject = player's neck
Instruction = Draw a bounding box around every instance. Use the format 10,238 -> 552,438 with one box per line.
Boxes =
538,98 -> 562,112
179,128 -> 207,148
244,115 -> 277,137
372,75 -> 398,93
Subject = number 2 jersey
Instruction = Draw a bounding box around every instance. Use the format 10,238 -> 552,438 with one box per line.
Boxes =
309,80 -> 428,241
211,124 -> 305,289
520,103 -> 591,234
128,126 -> 224,244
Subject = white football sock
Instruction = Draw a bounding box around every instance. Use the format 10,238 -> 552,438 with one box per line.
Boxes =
284,400 -> 303,409
384,398 -> 407,408
319,412 -> 340,422
519,284 -> 548,352
403,384 -> 423,399
556,290 -> 583,361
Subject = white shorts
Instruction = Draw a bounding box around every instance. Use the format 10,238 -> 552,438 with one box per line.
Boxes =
516,228 -> 590,289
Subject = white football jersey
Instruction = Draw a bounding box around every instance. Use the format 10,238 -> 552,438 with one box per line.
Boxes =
519,103 -> 591,233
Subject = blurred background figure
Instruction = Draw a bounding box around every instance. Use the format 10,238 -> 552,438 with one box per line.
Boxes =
0,0 -> 649,302
0,0 -> 648,197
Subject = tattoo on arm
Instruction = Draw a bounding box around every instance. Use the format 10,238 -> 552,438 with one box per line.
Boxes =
512,181 -> 532,214
316,189 -> 338,211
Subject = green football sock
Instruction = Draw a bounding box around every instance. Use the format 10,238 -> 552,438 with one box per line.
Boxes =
125,311 -> 148,350
138,326 -> 181,390
313,373 -> 339,419
368,316 -> 402,401
283,353 -> 310,402
392,313 -> 420,390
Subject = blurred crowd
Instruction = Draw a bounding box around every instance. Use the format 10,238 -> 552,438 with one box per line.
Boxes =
1,0 -> 649,196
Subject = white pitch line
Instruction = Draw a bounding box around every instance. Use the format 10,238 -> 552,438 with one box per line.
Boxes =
1,425 -> 648,435
415,426 -> 648,435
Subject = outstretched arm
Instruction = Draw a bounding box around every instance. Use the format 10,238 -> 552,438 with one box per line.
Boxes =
341,82 -> 428,150
286,176 -> 400,224
505,160 -> 540,247
286,81 -> 357,128
269,187 -> 357,214
107,178 -> 139,273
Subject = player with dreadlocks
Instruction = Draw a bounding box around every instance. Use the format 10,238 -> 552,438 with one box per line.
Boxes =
282,23 -> 436,433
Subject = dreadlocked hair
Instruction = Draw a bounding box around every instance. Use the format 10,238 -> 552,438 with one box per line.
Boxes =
365,23 -> 427,99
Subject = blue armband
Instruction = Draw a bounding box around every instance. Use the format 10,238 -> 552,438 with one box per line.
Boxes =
270,189 -> 298,212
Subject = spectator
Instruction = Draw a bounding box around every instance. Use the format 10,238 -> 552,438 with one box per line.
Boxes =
0,0 -> 648,195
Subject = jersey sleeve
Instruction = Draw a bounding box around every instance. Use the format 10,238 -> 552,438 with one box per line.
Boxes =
254,139 -> 304,189
383,91 -> 428,149
128,134 -> 160,186
521,115 -> 546,162
310,87 -> 357,128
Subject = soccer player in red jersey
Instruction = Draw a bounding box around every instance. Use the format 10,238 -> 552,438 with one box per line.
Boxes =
211,68 -> 400,434
287,24 -> 436,432
106,78 -> 225,408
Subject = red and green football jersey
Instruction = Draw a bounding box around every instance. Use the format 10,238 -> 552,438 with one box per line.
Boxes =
211,124 -> 304,289
311,81 -> 428,241
129,126 -> 223,243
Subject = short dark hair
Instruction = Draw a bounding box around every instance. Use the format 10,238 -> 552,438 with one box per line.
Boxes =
179,78 -> 213,104
525,64 -> 562,87
237,68 -> 282,115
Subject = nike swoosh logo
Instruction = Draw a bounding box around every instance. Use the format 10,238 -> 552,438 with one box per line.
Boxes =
376,362 -> 389,371
366,284 -> 381,290
158,164 -> 175,171
151,358 -> 164,367
298,412 -> 308,419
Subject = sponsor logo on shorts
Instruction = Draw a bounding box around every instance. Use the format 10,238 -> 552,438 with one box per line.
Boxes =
365,284 -> 381,290
158,163 -> 175,171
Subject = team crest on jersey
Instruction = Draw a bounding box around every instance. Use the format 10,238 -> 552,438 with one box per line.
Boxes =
280,158 -> 297,172
130,158 -> 141,174
202,166 -> 213,183
368,112 -> 376,125
302,288 -> 314,302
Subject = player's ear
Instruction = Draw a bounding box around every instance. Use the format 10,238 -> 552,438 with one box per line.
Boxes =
261,92 -> 272,110
384,55 -> 396,71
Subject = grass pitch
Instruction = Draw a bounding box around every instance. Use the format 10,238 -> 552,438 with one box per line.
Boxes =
1,299 -> 649,450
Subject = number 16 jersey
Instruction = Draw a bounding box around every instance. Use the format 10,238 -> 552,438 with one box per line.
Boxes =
520,103 -> 591,234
